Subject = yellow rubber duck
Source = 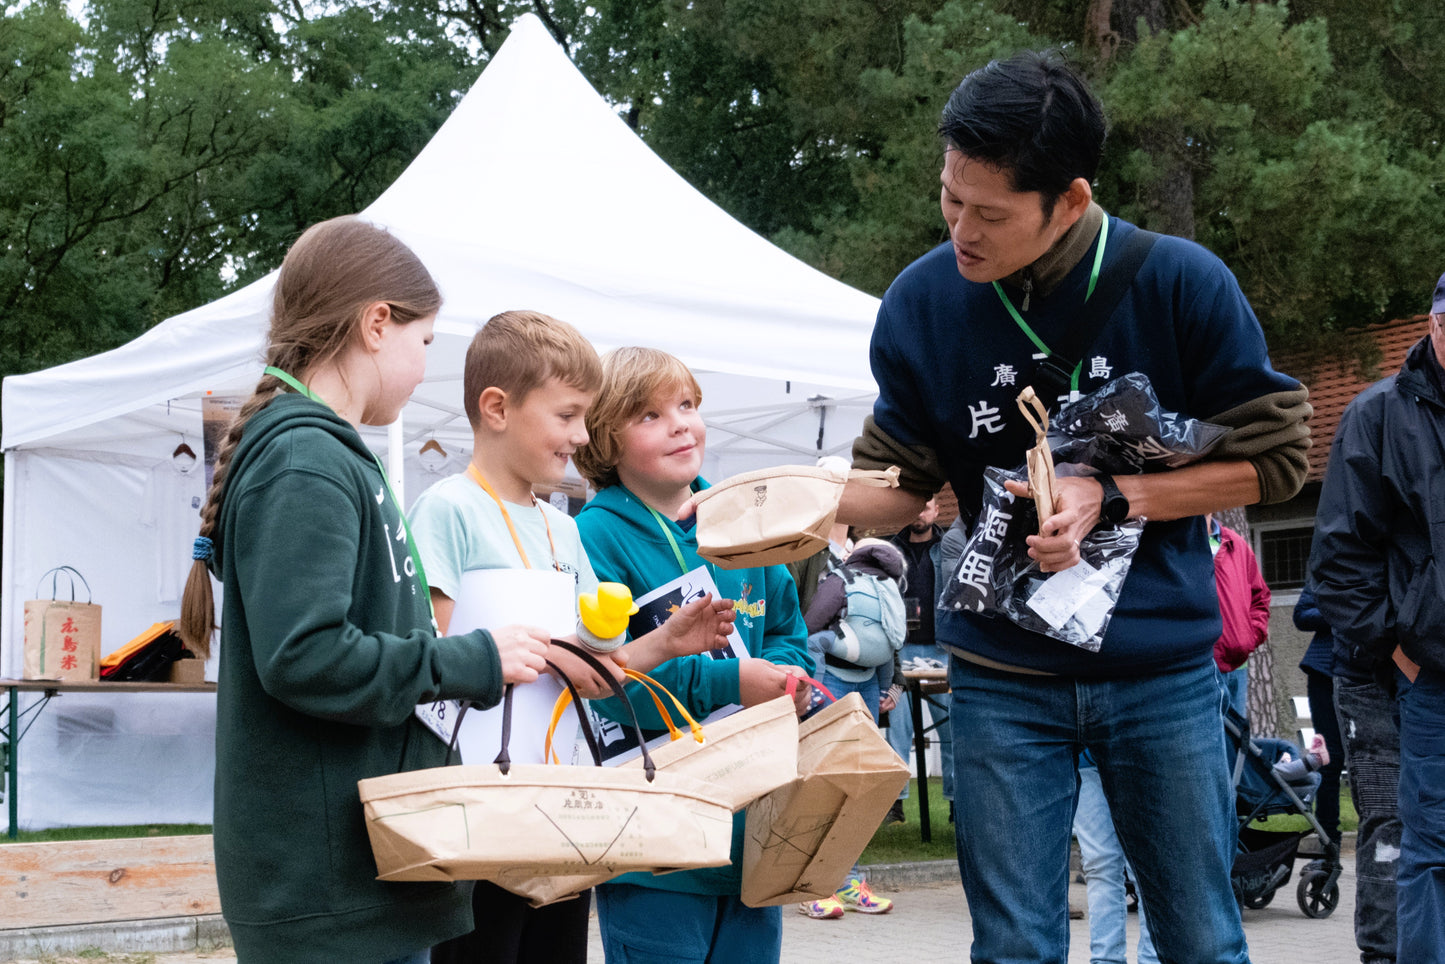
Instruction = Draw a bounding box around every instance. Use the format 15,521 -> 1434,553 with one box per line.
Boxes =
577,583 -> 639,652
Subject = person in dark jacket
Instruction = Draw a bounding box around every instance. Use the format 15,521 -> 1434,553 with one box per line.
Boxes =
885,497 -> 952,824
1311,272 -> 1445,963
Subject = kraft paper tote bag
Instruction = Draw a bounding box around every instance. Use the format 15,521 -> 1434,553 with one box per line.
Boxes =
549,669 -> 801,813
504,672 -> 802,908
358,641 -> 734,886
740,686 -> 911,907
23,566 -> 102,681
692,464 -> 900,569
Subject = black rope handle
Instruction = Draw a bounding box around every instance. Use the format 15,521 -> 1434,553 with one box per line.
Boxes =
447,641 -> 660,780
550,639 -> 661,782
34,566 -> 92,603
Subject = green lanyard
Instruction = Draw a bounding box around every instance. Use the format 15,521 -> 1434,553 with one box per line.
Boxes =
991,217 -> 1110,398
264,366 -> 437,625
643,503 -> 691,578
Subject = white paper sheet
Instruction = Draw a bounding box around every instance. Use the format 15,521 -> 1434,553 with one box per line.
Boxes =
415,568 -> 577,764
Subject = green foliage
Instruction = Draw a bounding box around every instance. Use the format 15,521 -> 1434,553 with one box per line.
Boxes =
3,0 -> 1442,396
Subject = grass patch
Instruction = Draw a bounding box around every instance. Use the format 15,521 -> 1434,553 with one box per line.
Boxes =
4,824 -> 210,844
859,778 -> 956,865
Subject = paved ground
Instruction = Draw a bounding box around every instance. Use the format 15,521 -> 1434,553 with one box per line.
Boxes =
2,862 -> 1364,964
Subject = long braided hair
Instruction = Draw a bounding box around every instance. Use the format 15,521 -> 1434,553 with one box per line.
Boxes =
179,216 -> 441,655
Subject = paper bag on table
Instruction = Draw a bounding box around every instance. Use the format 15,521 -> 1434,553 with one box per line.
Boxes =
23,566 -> 101,681
740,691 -> 910,907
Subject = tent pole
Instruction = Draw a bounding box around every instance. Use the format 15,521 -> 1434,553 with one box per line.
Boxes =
1,450 -> 15,677
387,419 -> 405,507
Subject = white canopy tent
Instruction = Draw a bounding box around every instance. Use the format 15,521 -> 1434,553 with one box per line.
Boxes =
0,15 -> 882,830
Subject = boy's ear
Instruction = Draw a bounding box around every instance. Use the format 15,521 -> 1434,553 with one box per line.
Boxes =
358,302 -> 394,353
476,386 -> 509,431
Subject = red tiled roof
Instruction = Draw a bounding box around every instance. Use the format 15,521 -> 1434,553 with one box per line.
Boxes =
1273,316 -> 1432,483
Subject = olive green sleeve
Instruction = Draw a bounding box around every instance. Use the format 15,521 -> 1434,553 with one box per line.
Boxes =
1206,385 -> 1312,505
850,414 -> 948,497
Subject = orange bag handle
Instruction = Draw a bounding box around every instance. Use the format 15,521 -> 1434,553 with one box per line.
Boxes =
545,669 -> 706,764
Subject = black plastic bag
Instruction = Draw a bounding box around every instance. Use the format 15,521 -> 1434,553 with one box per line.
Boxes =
939,373 -> 1228,652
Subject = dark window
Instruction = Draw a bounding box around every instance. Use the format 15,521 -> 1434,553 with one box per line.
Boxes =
1258,527 -> 1313,590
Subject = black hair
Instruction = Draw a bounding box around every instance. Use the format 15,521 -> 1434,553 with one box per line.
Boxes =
939,49 -> 1106,219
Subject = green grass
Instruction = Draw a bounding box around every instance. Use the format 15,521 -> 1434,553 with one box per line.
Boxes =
859,778 -> 957,865
5,823 -> 210,844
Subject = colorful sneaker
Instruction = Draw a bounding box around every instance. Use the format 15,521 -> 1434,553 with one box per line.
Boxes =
799,896 -> 845,919
835,875 -> 894,914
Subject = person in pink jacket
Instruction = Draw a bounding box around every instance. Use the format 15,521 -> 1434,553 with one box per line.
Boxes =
1207,513 -> 1271,717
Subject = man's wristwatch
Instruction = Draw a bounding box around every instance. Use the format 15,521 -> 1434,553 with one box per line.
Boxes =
1096,473 -> 1131,526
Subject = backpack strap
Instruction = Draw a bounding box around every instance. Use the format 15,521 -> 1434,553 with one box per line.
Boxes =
1030,228 -> 1159,406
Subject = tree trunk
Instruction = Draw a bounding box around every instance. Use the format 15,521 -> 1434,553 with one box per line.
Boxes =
1090,0 -> 1197,239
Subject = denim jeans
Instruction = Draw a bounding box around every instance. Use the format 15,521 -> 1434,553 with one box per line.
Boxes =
1398,666 -> 1445,964
1223,664 -> 1249,719
1074,763 -> 1158,964
1334,676 -> 1400,963
887,642 -> 954,800
821,670 -> 880,721
949,656 -> 1249,964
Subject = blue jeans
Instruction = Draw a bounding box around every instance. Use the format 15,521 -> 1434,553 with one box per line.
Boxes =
383,953 -> 430,964
887,643 -> 954,801
596,882 -> 782,963
1074,763 -> 1157,964
1398,665 -> 1445,964
1223,664 -> 1249,719
821,670 -> 880,721
950,656 -> 1249,964
1334,676 -> 1401,963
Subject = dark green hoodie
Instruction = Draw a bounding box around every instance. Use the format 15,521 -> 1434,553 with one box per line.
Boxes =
210,393 -> 504,963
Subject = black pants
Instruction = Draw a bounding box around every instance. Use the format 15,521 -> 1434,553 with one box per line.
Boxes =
1305,669 -> 1345,844
431,882 -> 591,964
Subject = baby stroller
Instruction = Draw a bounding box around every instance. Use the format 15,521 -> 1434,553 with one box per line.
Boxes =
1225,706 -> 1342,918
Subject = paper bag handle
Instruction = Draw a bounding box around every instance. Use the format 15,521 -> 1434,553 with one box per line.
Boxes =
34,566 -> 92,604
846,467 -> 901,489
544,668 -> 705,764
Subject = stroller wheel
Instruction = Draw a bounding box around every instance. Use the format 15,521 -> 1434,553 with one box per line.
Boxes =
1296,868 -> 1340,919
1242,889 -> 1275,910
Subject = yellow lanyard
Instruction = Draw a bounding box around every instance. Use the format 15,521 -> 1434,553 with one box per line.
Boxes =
466,464 -> 561,572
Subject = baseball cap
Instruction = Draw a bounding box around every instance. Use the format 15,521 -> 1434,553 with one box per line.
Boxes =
1433,271 -> 1445,314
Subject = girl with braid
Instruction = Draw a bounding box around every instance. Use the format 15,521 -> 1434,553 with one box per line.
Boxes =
179,216 -> 550,964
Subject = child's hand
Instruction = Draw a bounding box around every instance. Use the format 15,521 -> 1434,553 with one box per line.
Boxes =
777,665 -> 813,716
492,625 -> 550,685
662,593 -> 736,657
546,637 -> 627,700
737,659 -> 796,707
618,595 -> 734,674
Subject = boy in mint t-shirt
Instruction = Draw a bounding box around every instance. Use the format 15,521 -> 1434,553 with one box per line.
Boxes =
409,312 -> 735,964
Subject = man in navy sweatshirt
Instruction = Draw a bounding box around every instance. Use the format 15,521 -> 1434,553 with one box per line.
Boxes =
839,49 -> 1310,963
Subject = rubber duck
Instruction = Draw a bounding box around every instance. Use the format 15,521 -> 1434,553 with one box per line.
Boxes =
577,582 -> 639,653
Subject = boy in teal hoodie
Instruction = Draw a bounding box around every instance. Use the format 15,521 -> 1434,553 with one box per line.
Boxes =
574,346 -> 812,964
